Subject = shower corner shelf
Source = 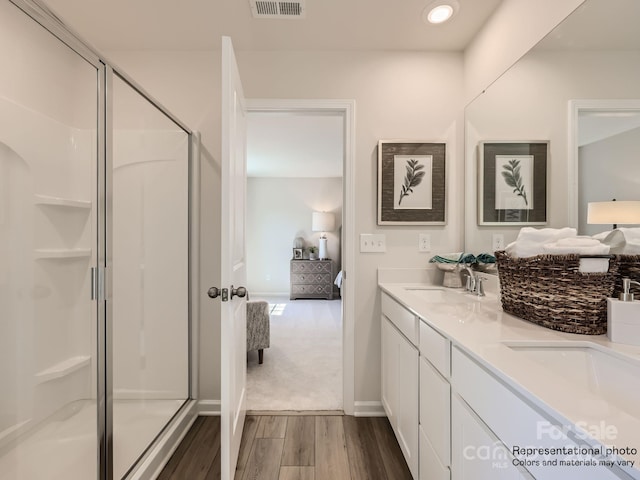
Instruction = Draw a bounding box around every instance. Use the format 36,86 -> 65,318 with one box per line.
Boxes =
34,194 -> 91,209
35,355 -> 91,384
35,248 -> 92,259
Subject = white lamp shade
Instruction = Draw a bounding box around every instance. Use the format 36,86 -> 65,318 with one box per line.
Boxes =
587,201 -> 640,225
312,211 -> 335,232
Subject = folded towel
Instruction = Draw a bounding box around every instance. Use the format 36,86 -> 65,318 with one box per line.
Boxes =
602,228 -> 640,254
514,227 -> 577,243
476,253 -> 496,264
542,242 -> 609,255
429,253 -> 477,264
505,227 -> 579,258
429,252 -> 463,263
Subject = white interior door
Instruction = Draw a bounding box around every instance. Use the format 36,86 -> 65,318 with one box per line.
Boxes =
220,35 -> 248,480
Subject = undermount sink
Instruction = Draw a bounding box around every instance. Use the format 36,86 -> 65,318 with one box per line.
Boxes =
404,286 -> 482,303
504,341 -> 640,416
404,287 -> 453,302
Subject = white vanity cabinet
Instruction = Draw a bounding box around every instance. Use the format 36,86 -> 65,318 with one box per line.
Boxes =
381,293 -> 419,479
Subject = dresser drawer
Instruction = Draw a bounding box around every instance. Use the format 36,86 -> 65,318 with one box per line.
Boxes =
291,260 -> 332,274
291,273 -> 332,285
291,284 -> 332,295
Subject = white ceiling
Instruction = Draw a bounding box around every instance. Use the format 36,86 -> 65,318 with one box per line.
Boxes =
42,0 -> 502,52
535,0 -> 640,50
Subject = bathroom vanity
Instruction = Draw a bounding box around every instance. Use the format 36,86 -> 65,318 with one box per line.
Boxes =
379,270 -> 640,480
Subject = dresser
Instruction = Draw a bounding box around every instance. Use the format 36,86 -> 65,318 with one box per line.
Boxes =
290,259 -> 334,300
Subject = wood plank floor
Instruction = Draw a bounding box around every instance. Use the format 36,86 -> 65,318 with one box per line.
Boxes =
157,415 -> 412,480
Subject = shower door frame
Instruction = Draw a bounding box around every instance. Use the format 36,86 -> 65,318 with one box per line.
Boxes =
8,1 -> 200,479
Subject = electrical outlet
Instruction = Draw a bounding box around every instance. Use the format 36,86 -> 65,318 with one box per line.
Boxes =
419,234 -> 431,252
360,234 -> 386,253
492,234 -> 505,251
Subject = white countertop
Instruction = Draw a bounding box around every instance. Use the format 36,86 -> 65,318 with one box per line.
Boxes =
379,273 -> 640,478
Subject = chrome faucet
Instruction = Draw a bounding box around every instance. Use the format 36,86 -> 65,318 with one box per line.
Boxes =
475,276 -> 486,297
462,264 -> 476,293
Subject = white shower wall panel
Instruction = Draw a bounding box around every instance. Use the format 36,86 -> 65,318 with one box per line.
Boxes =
0,70 -> 96,442
112,130 -> 189,400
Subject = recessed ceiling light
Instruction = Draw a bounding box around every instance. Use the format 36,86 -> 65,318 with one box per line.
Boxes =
423,1 -> 459,25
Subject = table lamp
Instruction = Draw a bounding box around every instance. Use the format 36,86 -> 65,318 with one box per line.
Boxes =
587,200 -> 640,229
312,211 -> 335,260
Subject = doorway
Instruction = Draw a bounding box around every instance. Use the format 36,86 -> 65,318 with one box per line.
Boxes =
245,99 -> 356,414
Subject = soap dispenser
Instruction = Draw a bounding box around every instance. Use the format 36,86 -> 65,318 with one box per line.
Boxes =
607,278 -> 640,345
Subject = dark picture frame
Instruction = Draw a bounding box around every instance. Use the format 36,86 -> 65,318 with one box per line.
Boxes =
377,140 -> 446,225
293,248 -> 303,259
478,141 -> 548,226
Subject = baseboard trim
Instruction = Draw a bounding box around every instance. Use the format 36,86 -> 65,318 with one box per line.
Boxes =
198,400 -> 221,416
130,400 -> 198,480
353,401 -> 386,417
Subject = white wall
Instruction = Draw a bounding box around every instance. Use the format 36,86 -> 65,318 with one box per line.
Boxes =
464,50 -> 640,252
579,127 -> 640,235
464,0 -> 585,102
111,48 -> 464,407
247,177 -> 342,295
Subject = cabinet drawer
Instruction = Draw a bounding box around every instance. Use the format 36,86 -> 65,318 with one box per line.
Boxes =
381,292 -> 418,346
420,356 -> 450,467
452,347 -> 621,480
420,320 -> 450,377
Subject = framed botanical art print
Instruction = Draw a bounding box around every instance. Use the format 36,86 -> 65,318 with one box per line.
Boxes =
478,141 -> 548,226
377,140 -> 446,225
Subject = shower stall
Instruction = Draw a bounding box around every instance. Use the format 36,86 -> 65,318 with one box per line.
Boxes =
0,1 -> 198,479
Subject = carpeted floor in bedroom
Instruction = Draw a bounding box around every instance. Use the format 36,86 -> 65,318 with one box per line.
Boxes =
246,295 -> 343,412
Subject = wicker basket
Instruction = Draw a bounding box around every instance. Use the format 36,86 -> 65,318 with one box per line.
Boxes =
495,251 -> 619,335
615,254 -> 640,297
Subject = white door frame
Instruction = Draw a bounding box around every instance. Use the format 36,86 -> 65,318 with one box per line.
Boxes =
567,98 -> 640,228
246,98 -> 356,415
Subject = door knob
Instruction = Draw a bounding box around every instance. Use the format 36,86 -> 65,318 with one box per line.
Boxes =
207,287 -> 221,299
230,285 -> 247,299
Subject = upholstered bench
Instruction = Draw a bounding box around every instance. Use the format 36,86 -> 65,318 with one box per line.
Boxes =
246,300 -> 270,364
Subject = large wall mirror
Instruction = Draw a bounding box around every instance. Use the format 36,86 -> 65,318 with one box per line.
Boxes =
464,0 -> 640,254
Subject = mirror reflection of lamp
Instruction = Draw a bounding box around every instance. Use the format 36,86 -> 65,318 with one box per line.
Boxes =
587,199 -> 640,230
312,211 -> 335,260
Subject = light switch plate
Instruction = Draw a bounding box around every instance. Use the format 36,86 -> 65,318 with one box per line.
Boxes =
419,234 -> 431,252
492,234 -> 505,251
360,234 -> 386,252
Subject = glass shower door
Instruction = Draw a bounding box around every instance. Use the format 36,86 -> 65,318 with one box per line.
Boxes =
110,73 -> 190,478
0,1 -> 100,479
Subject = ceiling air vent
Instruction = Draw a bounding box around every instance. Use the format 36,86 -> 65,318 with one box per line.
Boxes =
250,0 -> 306,19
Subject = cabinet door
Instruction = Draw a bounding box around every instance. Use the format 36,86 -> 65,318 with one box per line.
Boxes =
396,329 -> 419,479
381,316 -> 398,426
381,315 -> 419,479
452,394 -> 533,480
420,356 -> 451,467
